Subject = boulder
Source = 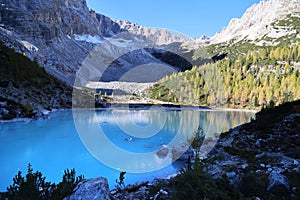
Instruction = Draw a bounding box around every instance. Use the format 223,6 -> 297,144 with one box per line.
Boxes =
172,143 -> 194,161
64,177 -> 110,200
267,172 -> 290,194
156,147 -> 169,159
0,108 -> 9,115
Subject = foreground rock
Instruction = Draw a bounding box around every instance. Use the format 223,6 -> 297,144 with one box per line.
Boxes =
110,180 -> 171,200
64,177 -> 110,200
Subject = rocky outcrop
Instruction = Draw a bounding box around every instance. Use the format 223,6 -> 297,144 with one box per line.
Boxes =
64,177 -> 110,200
205,100 -> 300,198
211,0 -> 300,44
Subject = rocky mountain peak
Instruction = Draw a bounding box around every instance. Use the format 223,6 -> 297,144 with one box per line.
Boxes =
196,35 -> 210,45
211,0 -> 300,44
114,19 -> 198,48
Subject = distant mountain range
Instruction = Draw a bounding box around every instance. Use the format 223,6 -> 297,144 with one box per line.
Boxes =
0,0 -> 299,85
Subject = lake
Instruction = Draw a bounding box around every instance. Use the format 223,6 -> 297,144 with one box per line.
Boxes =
0,108 -> 254,191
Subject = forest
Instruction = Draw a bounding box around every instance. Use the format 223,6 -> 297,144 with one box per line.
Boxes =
149,41 -> 300,110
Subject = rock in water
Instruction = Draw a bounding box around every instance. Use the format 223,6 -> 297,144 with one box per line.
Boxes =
64,177 -> 110,200
156,146 -> 169,159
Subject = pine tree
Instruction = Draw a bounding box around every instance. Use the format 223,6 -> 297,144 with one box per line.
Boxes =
297,43 -> 300,60
274,47 -> 281,60
283,62 -> 291,75
258,87 -> 266,106
259,49 -> 268,60
253,50 -> 261,65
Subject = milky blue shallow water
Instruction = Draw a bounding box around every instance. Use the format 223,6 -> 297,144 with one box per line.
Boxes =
0,109 -> 254,191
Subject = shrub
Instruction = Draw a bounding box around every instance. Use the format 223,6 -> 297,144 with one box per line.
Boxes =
2,164 -> 84,200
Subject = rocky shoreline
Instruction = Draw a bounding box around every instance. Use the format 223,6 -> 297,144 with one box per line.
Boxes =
0,102 -> 255,123
0,108 -> 66,123
206,113 -> 300,198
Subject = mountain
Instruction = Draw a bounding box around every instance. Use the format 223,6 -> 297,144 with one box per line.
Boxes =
115,20 -> 199,48
1,0 -> 299,86
211,0 -> 300,45
0,0 -> 196,85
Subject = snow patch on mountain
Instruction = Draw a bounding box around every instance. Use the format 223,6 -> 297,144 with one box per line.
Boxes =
19,40 -> 39,52
74,34 -> 104,44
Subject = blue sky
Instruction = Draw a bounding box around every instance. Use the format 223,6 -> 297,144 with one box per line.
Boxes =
86,0 -> 261,38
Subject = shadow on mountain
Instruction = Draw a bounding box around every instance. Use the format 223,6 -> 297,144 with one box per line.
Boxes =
212,53 -> 228,62
99,48 -> 186,82
145,48 -> 193,71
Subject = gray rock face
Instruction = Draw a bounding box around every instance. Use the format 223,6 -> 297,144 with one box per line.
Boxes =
115,20 -> 198,48
0,0 -> 123,84
64,177 -> 110,200
0,0 -> 120,39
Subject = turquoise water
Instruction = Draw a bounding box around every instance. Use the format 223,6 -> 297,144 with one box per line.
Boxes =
0,109 -> 254,191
